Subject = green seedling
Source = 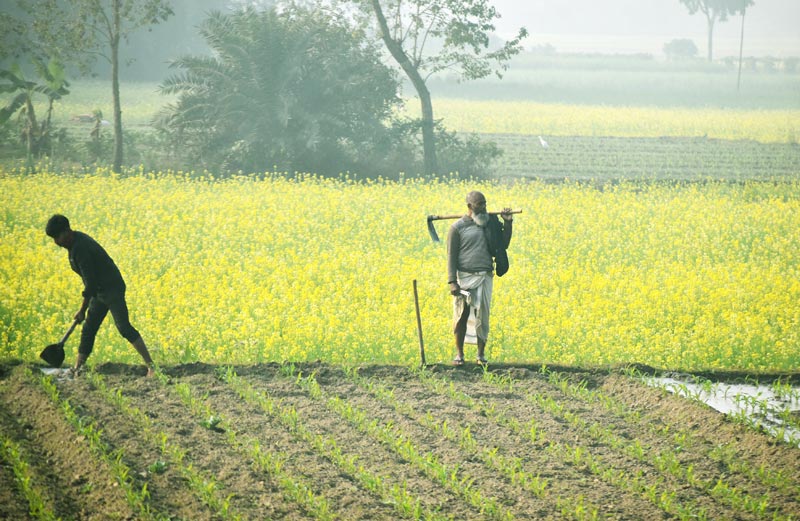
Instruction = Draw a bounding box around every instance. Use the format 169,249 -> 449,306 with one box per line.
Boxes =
201,415 -> 223,431
148,460 -> 168,474
220,367 -> 449,520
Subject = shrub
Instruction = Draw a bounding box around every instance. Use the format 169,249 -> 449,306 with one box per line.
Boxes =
663,39 -> 698,60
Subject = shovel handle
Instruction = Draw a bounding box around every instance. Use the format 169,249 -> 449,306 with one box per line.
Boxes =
427,209 -> 522,221
60,319 -> 80,345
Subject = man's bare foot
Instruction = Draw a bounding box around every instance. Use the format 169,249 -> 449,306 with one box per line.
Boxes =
146,366 -> 155,377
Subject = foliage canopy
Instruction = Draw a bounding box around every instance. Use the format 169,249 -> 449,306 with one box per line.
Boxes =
0,58 -> 69,165
157,6 -> 406,176
678,0 -> 754,61
156,5 -> 499,178
354,0 -> 527,174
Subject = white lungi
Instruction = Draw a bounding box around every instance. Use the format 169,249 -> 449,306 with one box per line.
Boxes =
453,271 -> 493,344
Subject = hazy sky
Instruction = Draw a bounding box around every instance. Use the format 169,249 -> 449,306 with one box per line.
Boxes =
489,0 -> 800,56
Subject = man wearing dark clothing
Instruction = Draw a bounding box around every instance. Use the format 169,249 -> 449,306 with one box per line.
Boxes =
45,214 -> 155,376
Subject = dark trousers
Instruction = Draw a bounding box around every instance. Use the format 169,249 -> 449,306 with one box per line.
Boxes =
79,289 -> 140,357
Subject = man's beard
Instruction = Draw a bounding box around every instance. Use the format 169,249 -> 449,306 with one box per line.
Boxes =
473,211 -> 489,227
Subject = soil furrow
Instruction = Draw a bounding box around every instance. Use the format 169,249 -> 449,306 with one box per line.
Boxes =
537,369 -> 800,516
56,369 -> 217,520
176,368 -> 403,520
0,423 -> 40,521
483,367 -> 789,519
4,361 -> 798,521
234,363 -> 478,519
324,365 -> 603,519
97,368 -> 299,520
1,367 -> 136,520
405,366 -> 672,519
0,393 -> 66,521
599,373 -> 800,488
424,366 -> 735,518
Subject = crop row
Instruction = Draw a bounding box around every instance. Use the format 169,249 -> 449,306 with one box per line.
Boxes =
412,367 -> 709,519
2,363 -> 798,520
82,369 -> 248,520
554,367 -> 800,498
483,367 -> 787,518
0,433 -> 58,521
220,365 -> 448,520
280,363 -> 800,520
482,135 -> 800,181
0,367 -> 152,519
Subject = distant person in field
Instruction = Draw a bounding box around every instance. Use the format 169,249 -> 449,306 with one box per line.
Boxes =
46,214 -> 155,376
447,191 -> 514,365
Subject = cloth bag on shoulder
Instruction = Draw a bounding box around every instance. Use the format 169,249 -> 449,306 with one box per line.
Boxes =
485,215 -> 509,277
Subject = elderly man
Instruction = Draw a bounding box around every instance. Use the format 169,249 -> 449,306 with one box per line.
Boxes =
447,191 -> 513,365
46,214 -> 155,376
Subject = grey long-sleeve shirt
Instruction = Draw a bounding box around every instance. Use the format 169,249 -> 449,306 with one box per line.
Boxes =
447,216 -> 492,282
447,215 -> 513,283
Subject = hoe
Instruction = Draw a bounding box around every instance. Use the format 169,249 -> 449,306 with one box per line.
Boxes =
39,319 -> 79,368
426,210 -> 522,242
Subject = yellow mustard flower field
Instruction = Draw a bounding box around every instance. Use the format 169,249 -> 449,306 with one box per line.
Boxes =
2,169 -> 798,372
432,99 -> 800,143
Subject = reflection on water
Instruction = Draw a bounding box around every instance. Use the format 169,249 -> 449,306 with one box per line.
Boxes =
645,374 -> 800,447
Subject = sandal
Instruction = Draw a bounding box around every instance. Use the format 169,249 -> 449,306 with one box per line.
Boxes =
452,356 -> 465,366
476,356 -> 488,365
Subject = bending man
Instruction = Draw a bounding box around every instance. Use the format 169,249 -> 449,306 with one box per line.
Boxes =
46,214 -> 155,376
446,191 -> 513,365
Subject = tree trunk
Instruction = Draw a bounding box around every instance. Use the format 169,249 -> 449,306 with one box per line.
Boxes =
706,15 -> 715,62
111,0 -> 123,173
417,78 -> 437,176
42,98 -> 55,157
737,6 -> 746,91
370,0 -> 438,175
24,96 -> 39,170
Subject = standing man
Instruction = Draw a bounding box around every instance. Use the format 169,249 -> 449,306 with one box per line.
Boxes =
447,191 -> 514,365
45,214 -> 155,376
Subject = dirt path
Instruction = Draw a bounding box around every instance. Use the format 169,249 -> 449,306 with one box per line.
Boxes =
1,361 -> 798,520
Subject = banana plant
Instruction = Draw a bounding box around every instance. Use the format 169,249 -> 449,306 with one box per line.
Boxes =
0,58 -> 69,166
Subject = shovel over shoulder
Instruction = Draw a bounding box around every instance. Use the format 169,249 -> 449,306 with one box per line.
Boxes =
426,209 -> 521,242
40,319 -> 79,368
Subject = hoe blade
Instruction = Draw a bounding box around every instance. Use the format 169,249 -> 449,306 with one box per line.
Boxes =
40,343 -> 65,368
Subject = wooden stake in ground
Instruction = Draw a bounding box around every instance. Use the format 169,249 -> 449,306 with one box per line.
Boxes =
413,280 -> 426,367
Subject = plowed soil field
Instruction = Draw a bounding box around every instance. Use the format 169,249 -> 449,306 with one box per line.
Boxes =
1,361 -> 799,520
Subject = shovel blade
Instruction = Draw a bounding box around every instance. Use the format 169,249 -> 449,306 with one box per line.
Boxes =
40,343 -> 65,368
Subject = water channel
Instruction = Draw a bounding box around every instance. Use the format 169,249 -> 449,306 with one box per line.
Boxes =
645,374 -> 800,447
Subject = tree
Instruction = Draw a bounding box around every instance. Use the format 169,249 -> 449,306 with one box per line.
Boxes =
678,0 -> 753,62
156,6 -> 404,176
0,58 -> 70,168
3,1 -> 173,172
92,0 -> 230,81
72,0 -> 173,172
354,0 -> 527,175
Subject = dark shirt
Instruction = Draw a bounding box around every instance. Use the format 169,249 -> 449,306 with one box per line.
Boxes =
68,231 -> 125,298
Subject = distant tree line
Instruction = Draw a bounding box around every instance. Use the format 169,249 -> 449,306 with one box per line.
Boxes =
156,5 -> 505,178
1,0 -> 514,178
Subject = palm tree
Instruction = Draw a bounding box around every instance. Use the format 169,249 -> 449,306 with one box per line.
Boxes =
157,6 -> 400,176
